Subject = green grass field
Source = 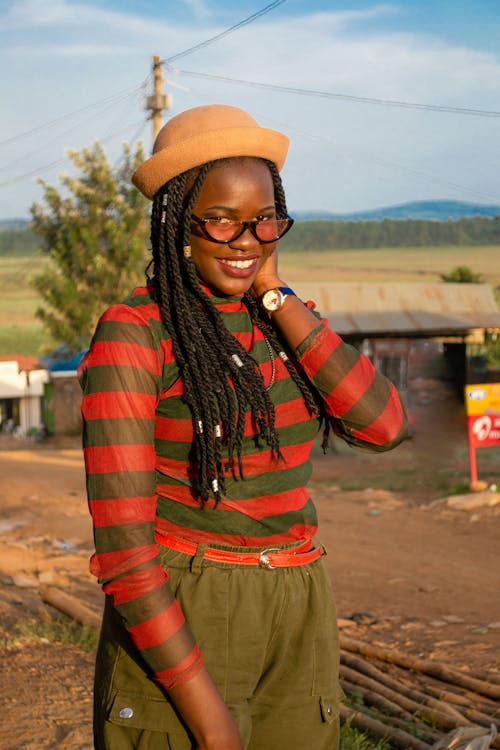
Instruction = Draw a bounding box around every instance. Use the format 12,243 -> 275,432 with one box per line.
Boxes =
0,245 -> 498,356
281,244 -> 500,287
0,252 -> 51,356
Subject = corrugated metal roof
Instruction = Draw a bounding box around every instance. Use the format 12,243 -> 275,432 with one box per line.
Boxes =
293,282 -> 500,336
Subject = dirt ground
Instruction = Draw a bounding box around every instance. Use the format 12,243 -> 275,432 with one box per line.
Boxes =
0,375 -> 499,749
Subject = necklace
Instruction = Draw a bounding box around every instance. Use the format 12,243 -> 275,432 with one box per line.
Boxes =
230,336 -> 281,391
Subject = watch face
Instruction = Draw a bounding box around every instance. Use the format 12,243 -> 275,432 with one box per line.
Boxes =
262,289 -> 283,311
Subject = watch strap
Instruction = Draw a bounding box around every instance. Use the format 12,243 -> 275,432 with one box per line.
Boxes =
275,286 -> 295,297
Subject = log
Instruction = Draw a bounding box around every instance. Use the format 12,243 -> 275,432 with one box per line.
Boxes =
405,669 -> 500,716
340,635 -> 500,701
341,650 -> 467,724
340,665 -> 470,730
341,681 -> 440,743
396,671 -> 475,708
341,677 -> 418,724
461,707 -> 500,732
339,704 -> 432,750
39,586 -> 101,630
371,711 -> 441,743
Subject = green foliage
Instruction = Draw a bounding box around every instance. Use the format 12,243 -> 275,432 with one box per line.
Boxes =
280,215 -> 500,250
0,611 -> 98,652
30,141 -> 150,353
468,332 -> 500,370
0,323 -> 48,356
440,265 -> 484,283
340,717 -> 391,750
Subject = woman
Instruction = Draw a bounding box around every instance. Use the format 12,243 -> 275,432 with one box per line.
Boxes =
79,104 -> 407,750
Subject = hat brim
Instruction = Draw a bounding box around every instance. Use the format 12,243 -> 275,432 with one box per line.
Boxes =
132,126 -> 289,200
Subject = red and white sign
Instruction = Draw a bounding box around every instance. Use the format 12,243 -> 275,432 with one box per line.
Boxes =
464,383 -> 500,482
467,413 -> 500,448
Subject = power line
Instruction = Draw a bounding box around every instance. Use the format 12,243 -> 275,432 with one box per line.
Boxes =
0,119 -> 148,190
160,1 -> 288,65
0,89 -> 145,174
168,67 -> 500,119
0,2 -> 288,155
0,83 -> 148,150
260,114 -> 500,204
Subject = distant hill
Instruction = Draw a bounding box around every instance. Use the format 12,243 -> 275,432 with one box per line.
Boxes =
292,200 -> 500,222
2,200 -> 500,232
0,218 -> 30,231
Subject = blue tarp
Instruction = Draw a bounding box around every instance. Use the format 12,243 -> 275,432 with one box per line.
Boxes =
39,349 -> 87,372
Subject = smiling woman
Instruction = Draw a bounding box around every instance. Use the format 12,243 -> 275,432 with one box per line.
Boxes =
186,158 -> 289,297
78,103 -> 407,750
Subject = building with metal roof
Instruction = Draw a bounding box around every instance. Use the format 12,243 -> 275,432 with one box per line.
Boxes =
293,282 -> 500,341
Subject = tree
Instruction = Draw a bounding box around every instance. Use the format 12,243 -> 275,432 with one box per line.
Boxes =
440,265 -> 484,283
30,141 -> 150,354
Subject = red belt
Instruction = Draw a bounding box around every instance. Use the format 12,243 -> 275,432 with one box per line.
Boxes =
157,534 -> 324,569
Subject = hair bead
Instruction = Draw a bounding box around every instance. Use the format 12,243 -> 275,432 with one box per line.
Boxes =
231,353 -> 244,368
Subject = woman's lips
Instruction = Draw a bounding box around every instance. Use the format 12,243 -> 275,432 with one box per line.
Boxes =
216,257 -> 259,277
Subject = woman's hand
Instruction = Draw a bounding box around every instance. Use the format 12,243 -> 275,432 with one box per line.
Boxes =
169,668 -> 244,750
251,243 -> 284,299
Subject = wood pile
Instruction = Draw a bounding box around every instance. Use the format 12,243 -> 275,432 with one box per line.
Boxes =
39,588 -> 500,750
339,635 -> 500,750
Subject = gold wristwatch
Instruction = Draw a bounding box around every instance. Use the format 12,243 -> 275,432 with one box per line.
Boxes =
260,286 -> 296,313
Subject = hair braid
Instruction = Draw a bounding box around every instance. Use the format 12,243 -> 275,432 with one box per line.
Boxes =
150,157 -> 327,504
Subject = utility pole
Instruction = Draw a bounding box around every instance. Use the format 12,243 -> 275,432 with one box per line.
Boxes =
146,55 -> 172,144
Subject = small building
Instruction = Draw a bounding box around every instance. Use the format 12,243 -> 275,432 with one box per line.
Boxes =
293,282 -> 500,395
0,357 -> 49,437
40,350 -> 86,436
0,352 -> 85,438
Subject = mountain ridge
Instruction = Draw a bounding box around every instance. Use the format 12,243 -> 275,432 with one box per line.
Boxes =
1,200 -> 500,232
292,199 -> 500,222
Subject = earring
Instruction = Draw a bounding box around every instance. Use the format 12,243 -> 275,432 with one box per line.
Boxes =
183,245 -> 192,258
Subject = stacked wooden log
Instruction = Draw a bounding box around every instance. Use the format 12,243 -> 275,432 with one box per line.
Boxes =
339,635 -> 500,750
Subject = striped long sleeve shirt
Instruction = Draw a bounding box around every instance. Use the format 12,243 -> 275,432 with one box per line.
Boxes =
79,286 -> 407,690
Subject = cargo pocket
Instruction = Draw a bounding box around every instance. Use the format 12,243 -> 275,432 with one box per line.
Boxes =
319,695 -> 339,725
105,690 -> 192,750
312,625 -> 339,696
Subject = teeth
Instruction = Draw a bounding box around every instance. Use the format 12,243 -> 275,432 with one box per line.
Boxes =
223,259 -> 255,269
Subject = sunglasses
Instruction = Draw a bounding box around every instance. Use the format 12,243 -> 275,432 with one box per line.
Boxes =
190,214 -> 294,244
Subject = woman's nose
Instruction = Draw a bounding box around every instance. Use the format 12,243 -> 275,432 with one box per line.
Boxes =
228,226 -> 259,251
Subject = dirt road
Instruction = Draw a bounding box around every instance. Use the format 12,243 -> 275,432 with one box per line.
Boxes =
0,434 -> 499,749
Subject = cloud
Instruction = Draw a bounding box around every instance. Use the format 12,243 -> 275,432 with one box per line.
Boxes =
1,1 -> 499,217
1,0 -> 187,38
180,0 -> 211,19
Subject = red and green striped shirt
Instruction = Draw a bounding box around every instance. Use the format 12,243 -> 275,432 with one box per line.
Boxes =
79,286 -> 406,689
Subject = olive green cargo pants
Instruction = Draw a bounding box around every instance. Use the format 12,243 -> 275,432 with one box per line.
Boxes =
94,543 -> 341,749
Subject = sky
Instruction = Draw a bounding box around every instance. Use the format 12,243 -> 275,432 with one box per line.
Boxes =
1,0 -> 500,220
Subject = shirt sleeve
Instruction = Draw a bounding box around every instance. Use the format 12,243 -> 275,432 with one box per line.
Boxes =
295,318 -> 408,451
78,303 -> 203,689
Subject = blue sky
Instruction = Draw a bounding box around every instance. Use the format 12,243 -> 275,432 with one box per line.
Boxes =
1,0 -> 500,219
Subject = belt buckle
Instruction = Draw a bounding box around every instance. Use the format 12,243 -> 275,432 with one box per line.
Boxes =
259,547 -> 281,570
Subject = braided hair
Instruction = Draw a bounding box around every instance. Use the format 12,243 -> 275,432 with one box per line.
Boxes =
149,157 -> 328,504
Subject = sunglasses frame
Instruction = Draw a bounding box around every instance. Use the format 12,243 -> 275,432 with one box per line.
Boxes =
190,214 -> 294,245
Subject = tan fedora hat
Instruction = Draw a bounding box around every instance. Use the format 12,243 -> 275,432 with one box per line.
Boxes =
132,104 -> 289,200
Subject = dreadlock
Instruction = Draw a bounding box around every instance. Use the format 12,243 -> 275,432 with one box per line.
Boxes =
149,157 -> 328,504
